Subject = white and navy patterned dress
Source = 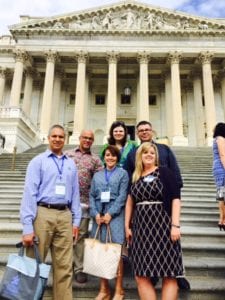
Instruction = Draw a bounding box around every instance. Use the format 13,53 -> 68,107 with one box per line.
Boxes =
130,168 -> 184,278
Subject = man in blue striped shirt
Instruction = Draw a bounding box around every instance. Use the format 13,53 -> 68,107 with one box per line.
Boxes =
20,124 -> 81,300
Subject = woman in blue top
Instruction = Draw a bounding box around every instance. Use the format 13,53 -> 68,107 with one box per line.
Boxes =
90,145 -> 129,300
212,122 -> 225,230
100,121 -> 137,168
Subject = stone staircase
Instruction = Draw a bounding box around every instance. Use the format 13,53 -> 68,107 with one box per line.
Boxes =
0,145 -> 225,299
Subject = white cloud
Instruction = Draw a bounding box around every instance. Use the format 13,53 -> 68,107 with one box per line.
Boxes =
0,0 -> 225,36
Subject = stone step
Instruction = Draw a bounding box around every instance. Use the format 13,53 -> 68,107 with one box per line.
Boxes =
181,242 -> 225,258
181,226 -> 225,244
182,192 -> 215,197
0,236 -> 223,259
0,183 -> 24,187
180,218 -> 217,227
0,245 -> 224,279
182,200 -> 217,206
0,255 -> 224,300
181,210 -> 218,217
40,276 -> 225,300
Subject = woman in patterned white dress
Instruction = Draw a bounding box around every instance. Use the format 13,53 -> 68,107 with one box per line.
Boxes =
125,142 -> 184,300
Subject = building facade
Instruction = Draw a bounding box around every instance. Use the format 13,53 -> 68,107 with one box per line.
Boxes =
1,0 -> 225,152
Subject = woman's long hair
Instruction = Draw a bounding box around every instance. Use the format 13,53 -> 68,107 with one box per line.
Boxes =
132,142 -> 159,183
107,121 -> 127,146
213,122 -> 225,138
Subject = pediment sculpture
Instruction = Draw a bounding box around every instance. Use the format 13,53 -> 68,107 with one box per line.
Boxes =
66,8 -> 215,31
9,2 -> 225,34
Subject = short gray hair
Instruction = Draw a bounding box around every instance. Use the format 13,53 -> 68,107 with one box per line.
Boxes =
48,124 -> 65,137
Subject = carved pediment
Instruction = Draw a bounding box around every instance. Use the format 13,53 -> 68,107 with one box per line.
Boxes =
9,0 -> 225,36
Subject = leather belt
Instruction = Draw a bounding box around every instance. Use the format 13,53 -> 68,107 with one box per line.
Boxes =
38,202 -> 68,210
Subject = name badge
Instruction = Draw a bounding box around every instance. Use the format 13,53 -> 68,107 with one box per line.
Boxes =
55,183 -> 66,196
143,175 -> 155,183
101,191 -> 110,203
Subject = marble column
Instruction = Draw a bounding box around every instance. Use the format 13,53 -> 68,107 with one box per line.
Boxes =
198,51 -> 216,146
39,51 -> 58,140
167,52 -> 188,145
10,50 -> 28,107
0,68 -> 7,105
22,68 -> 35,116
137,52 -> 150,123
219,69 -> 225,120
70,51 -> 88,144
52,69 -> 64,125
192,71 -> 205,146
105,51 -> 119,135
163,70 -> 172,142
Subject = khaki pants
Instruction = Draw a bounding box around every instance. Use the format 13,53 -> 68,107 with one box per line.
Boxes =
32,206 -> 73,300
73,218 -> 89,274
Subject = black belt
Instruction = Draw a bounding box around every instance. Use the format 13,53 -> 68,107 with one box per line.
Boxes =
38,202 -> 68,210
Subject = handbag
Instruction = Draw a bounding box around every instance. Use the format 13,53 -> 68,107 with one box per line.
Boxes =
83,225 -> 122,280
0,242 -> 51,300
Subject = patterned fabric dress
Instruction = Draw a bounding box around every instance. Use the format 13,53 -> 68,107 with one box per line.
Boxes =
130,168 -> 184,278
212,138 -> 225,188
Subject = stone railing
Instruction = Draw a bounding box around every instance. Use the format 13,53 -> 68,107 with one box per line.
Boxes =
0,107 -> 38,133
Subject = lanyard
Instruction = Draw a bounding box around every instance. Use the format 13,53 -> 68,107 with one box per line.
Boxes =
104,167 -> 117,185
52,155 -> 65,179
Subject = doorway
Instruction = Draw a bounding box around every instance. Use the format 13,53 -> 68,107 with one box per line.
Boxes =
127,125 -> 135,141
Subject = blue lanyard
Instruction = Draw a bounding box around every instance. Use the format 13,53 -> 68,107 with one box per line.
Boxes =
52,155 -> 65,179
104,167 -> 117,185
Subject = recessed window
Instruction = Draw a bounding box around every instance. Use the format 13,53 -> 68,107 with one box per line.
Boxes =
20,93 -> 24,104
69,94 -> 75,105
149,95 -> 157,106
202,96 -> 205,106
95,94 -> 105,105
121,94 -> 131,105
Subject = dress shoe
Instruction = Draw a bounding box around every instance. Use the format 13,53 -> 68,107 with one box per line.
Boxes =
74,272 -> 87,283
218,222 -> 225,231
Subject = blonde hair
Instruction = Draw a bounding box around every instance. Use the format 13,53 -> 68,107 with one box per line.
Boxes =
132,142 -> 159,183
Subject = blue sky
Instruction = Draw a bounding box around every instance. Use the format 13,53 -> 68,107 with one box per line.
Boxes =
0,0 -> 224,36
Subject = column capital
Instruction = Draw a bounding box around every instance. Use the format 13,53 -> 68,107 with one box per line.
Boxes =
44,50 -> 59,63
75,50 -> 88,63
13,49 -> 29,63
25,67 -> 37,78
106,51 -> 120,64
137,51 -> 151,64
161,68 -> 171,80
167,51 -> 182,64
55,68 -> 65,79
198,51 -> 214,64
0,67 -> 9,79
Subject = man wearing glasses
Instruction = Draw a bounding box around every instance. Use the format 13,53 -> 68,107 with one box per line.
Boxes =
65,130 -> 103,283
124,120 -> 183,188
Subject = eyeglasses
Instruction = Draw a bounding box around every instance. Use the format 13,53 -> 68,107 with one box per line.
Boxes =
138,129 -> 152,133
81,136 -> 94,141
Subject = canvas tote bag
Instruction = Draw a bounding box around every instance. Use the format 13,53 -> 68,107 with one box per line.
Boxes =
83,225 -> 121,279
0,242 -> 51,300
